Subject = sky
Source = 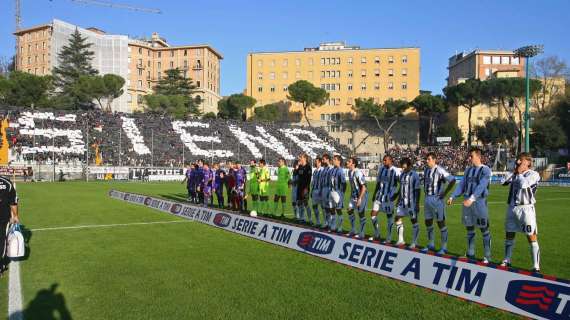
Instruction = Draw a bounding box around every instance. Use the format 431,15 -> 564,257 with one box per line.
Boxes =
1,0 -> 569,96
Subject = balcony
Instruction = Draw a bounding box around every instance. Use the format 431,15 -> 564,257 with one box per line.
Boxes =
192,64 -> 203,70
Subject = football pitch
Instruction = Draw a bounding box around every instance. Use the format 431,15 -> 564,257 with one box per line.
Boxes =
2,181 -> 569,319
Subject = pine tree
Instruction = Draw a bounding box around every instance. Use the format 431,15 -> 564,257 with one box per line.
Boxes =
144,68 -> 202,118
52,28 -> 98,108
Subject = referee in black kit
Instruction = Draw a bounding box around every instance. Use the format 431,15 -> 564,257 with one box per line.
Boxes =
0,175 -> 19,277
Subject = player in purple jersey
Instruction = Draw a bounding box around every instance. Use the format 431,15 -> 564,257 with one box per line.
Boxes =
201,162 -> 213,207
213,163 -> 226,208
196,159 -> 205,204
234,162 -> 247,211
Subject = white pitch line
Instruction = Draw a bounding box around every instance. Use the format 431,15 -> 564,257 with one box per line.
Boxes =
30,220 -> 191,232
8,261 -> 23,320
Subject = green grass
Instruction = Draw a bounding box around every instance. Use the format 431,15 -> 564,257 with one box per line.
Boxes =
1,181 -> 569,319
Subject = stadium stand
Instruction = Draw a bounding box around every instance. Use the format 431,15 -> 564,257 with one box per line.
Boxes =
0,107 -> 350,166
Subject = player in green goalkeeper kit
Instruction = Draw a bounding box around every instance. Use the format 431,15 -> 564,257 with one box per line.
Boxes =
257,159 -> 271,214
274,157 -> 290,217
247,160 -> 260,213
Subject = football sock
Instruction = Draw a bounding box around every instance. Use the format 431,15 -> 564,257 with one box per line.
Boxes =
336,211 -> 343,231
298,205 -> 305,221
504,239 -> 514,263
386,214 -> 394,242
440,226 -> 448,251
305,205 -> 312,223
467,230 -> 476,257
325,211 -> 331,228
273,201 -> 279,215
359,217 -> 367,237
396,221 -> 404,244
313,205 -> 320,225
427,225 -> 435,248
280,202 -> 285,216
531,241 -> 540,270
482,230 -> 492,259
349,214 -> 356,234
330,213 -> 336,230
412,223 -> 419,246
371,215 -> 380,238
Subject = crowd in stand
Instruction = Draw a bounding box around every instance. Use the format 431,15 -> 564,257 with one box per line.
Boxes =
0,107 -> 349,167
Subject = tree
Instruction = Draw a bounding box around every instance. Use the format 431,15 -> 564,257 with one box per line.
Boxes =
0,71 -> 54,108
202,112 -> 217,120
411,93 -> 448,144
144,68 -> 201,118
0,56 -> 15,77
530,116 -> 567,153
52,28 -> 98,109
85,74 -> 125,111
474,118 -> 517,145
443,79 -> 483,147
253,103 -> 280,121
352,98 -> 409,152
532,55 -> 569,112
287,80 -> 329,127
434,123 -> 463,145
547,95 -> 570,148
480,77 -> 542,152
217,94 -> 256,120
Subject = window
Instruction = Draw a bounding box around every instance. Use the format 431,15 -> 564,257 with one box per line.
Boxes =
184,60 -> 188,68
348,70 -> 353,78
295,71 -> 301,79
326,71 -> 330,78
295,58 -> 301,66
388,56 -> 394,64
402,68 -> 407,76
184,50 -> 188,56
402,82 -> 408,90
348,138 -> 353,145
42,42 -> 45,49
361,57 -> 367,64
483,56 -> 491,64
347,97 -> 354,105
257,72 -> 263,80
270,60 -> 275,67
137,95 -> 143,104
321,58 -> 326,65
348,57 -> 353,64
147,71 -> 151,78
388,82 -> 394,90
308,71 -> 313,78
270,85 -> 276,92
361,83 -> 367,91
309,58 -> 314,65
326,84 -> 331,90
157,62 -> 161,69
282,72 -> 288,79
361,69 -> 366,77
283,59 -> 288,66
158,52 -> 161,58
374,69 -> 380,77
158,71 -> 162,80
501,56 -> 510,65
258,86 -> 263,92
321,114 -> 326,121
374,56 -> 380,64
196,80 -> 201,87
138,80 -> 142,88
170,51 -> 174,57
269,72 -> 275,80
321,71 -> 326,78
283,85 -> 288,92
147,61 -> 151,67
138,47 -> 142,54
257,60 -> 263,67
336,71 -> 341,78
348,83 -> 353,91
492,56 -> 500,64
388,69 -> 394,77
170,61 -> 174,68
138,69 -> 142,76
402,55 -> 408,63
326,58 -> 331,65
374,82 -> 380,90
336,57 -> 340,64
485,68 -> 491,77
511,57 -> 520,65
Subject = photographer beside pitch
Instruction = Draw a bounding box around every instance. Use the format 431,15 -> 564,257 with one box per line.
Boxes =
0,175 -> 19,277
500,152 -> 541,272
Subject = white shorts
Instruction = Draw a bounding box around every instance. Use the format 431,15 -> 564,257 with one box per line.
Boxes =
461,199 -> 489,228
349,194 -> 368,213
372,200 -> 394,214
505,205 -> 537,235
328,191 -> 344,210
424,196 -> 445,221
397,206 -> 418,219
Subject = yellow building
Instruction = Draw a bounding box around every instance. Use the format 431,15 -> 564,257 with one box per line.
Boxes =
246,42 -> 420,121
13,19 -> 222,113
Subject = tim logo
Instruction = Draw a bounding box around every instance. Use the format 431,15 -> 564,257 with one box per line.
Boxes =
170,204 -> 182,214
213,213 -> 231,227
123,193 -> 130,200
297,232 -> 335,255
144,197 -> 152,206
505,280 -> 570,319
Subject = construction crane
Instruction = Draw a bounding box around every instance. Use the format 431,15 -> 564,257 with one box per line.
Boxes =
15,0 -> 162,31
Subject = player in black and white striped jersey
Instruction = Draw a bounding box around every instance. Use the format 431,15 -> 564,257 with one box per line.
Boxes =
370,155 -> 401,243
394,158 -> 421,248
448,148 -> 492,263
421,152 -> 456,254
500,152 -> 541,272
310,157 -> 323,227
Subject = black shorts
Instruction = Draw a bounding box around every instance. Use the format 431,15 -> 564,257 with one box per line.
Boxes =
296,186 -> 309,203
0,220 -> 9,268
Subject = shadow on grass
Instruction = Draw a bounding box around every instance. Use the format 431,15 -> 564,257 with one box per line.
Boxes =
21,283 -> 72,320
